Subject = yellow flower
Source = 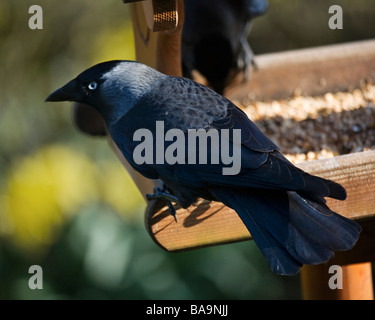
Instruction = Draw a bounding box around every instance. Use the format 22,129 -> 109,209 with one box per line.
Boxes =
0,144 -> 145,252
0,145 -> 98,251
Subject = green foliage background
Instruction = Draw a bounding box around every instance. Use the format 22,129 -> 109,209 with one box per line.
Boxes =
0,0 -> 373,299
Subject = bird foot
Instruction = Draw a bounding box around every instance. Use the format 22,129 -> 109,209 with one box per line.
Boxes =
146,187 -> 179,222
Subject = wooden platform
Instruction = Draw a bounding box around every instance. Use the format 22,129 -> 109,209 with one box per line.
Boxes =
145,151 -> 375,265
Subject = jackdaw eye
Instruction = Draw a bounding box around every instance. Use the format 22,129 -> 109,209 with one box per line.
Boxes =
88,81 -> 98,91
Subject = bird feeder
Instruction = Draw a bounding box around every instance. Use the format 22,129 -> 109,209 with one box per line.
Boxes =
73,0 -> 375,300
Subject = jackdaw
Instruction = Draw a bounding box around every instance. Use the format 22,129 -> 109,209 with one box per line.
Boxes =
46,60 -> 361,275
182,0 -> 268,94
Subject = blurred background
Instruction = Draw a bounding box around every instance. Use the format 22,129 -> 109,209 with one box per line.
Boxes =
0,0 -> 374,299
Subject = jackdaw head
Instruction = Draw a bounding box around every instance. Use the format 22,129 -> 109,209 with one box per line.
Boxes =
46,60 -> 164,125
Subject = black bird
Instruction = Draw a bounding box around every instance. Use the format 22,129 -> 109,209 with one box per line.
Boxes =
182,0 -> 268,94
46,60 -> 361,275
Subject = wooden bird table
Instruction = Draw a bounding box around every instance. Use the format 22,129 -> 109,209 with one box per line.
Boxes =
125,0 -> 375,300
78,0 -> 375,300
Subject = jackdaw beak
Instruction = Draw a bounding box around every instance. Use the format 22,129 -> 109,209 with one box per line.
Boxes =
45,78 -> 82,102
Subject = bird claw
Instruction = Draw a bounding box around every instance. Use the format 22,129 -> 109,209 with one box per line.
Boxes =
239,21 -> 258,81
146,187 -> 179,222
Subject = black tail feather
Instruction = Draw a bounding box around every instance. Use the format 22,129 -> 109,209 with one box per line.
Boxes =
211,188 -> 361,275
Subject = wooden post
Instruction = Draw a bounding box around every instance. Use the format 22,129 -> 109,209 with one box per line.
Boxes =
109,0 -> 184,198
301,262 -> 374,300
129,0 -> 184,75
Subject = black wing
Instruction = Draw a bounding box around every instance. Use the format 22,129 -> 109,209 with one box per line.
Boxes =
111,76 -> 346,201
153,77 -> 346,200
